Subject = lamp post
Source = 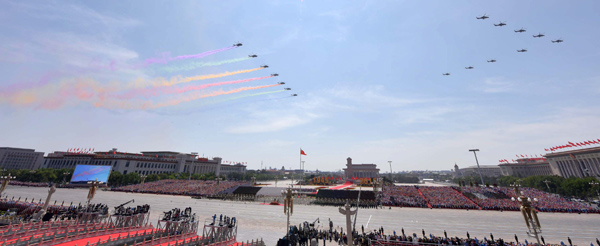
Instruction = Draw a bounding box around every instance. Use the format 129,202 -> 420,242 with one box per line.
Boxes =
468,149 -> 485,186
140,175 -> 147,184
511,182 -> 542,245
589,181 -> 599,202
0,174 -> 16,196
301,161 -> 305,191
62,172 -> 71,185
216,177 -> 222,185
282,187 -> 295,236
388,161 -> 393,182
543,180 -> 551,192
86,179 -> 104,207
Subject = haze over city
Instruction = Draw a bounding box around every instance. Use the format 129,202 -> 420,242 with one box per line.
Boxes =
2,0 -> 600,171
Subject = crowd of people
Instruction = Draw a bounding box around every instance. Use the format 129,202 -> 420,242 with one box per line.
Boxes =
112,179 -> 248,197
378,185 -> 599,213
278,220 -> 558,246
8,180 -> 49,187
312,198 -> 380,209
380,186 -> 427,208
419,186 -> 480,210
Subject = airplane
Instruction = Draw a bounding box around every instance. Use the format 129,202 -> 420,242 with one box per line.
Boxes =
292,94 -> 298,96
493,22 -> 506,27
233,42 -> 243,47
261,65 -> 269,68
465,66 -> 474,69
271,73 -> 279,76
517,49 -> 527,52
278,82 -> 285,84
249,54 -> 257,58
487,59 -> 496,63
514,28 -> 526,33
442,73 -> 450,76
284,88 -> 291,90
476,14 -> 489,20
533,33 -> 545,38
552,39 -> 563,43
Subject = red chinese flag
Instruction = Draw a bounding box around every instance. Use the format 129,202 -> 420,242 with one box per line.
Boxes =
300,149 -> 307,155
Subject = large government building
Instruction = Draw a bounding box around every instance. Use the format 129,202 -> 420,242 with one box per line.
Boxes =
43,148 -> 246,177
453,164 -> 502,178
0,147 -> 45,170
498,158 -> 553,178
343,157 -> 380,179
545,147 -> 600,178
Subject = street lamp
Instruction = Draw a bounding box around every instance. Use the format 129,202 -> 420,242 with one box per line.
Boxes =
511,182 -> 542,245
140,175 -> 147,184
282,187 -> 295,236
86,179 -> 104,207
216,177 -> 223,185
0,174 -> 16,196
468,149 -> 485,186
388,161 -> 393,182
62,172 -> 71,185
589,181 -> 599,202
543,180 -> 551,192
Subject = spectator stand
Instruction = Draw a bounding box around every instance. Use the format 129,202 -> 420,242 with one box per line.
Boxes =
201,214 -> 238,245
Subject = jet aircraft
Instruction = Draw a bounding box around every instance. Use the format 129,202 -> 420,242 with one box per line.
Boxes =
494,22 -> 506,27
533,33 -> 545,38
465,66 -> 474,69
476,14 -> 489,20
487,59 -> 496,63
552,39 -> 563,43
517,49 -> 528,52
442,73 -> 450,76
514,28 -> 526,33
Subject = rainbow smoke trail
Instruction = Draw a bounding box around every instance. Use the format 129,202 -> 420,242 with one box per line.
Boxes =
95,83 -> 282,109
141,46 -> 237,67
130,66 -> 266,89
159,57 -> 251,73
115,75 -> 274,99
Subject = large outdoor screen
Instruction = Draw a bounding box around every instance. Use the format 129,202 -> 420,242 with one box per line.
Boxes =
70,165 -> 112,184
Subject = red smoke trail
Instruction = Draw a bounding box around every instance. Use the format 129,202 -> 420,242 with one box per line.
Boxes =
115,75 -> 274,99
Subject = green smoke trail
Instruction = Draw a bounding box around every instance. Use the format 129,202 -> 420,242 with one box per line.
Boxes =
159,57 -> 251,73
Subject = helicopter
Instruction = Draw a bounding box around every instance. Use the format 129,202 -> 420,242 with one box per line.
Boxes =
487,59 -> 496,63
493,22 -> 506,27
476,14 -> 489,20
514,28 -> 526,33
284,88 -> 291,90
465,66 -> 474,69
249,54 -> 257,58
551,39 -> 563,43
533,33 -> 545,38
278,82 -> 285,85
442,73 -> 450,76
260,65 -> 269,68
517,49 -> 528,52
271,73 -> 279,76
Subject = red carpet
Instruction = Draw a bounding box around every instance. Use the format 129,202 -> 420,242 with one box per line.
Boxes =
53,228 -> 156,246
329,181 -> 354,190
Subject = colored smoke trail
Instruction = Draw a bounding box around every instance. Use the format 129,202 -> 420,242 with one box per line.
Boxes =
223,90 -> 287,102
142,46 -> 237,67
159,57 -> 251,73
125,67 -> 266,89
116,75 -> 274,99
95,83 -> 282,109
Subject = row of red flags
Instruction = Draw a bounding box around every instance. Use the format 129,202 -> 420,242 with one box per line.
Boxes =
499,157 -> 547,163
545,139 -> 600,152
66,148 -> 94,154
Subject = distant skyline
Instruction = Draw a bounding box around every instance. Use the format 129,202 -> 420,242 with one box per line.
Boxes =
1,1 -> 600,171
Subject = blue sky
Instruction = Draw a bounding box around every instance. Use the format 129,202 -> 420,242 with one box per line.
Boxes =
1,0 -> 600,171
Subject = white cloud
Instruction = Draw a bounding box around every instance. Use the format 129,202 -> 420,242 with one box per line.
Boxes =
481,77 -> 514,93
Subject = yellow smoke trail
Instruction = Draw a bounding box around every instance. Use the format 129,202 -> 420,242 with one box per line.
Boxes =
95,83 -> 281,110
144,67 -> 265,88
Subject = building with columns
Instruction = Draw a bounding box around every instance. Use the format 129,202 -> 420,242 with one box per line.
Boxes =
0,147 -> 44,170
545,147 -> 600,178
498,158 -> 553,178
343,157 -> 380,179
43,148 -> 246,177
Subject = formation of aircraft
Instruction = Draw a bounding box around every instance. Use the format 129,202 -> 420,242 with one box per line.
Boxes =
514,28 -> 526,33
476,14 -> 489,20
445,15 -> 564,76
